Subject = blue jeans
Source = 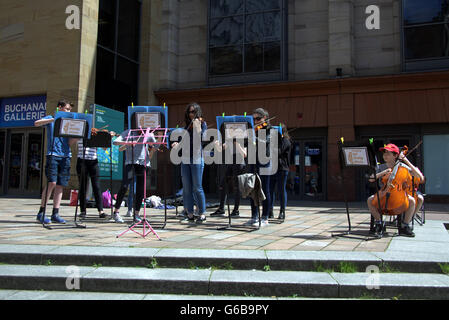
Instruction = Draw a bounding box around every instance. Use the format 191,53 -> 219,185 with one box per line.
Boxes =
270,170 -> 288,212
181,161 -> 206,215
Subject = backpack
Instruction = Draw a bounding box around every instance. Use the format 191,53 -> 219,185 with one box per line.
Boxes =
102,189 -> 112,208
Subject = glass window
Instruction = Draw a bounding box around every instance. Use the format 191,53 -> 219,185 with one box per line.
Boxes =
96,0 -> 141,113
210,0 -> 243,18
98,0 -> 117,50
210,46 -> 243,74
209,16 -> 244,46
208,0 -> 284,79
404,0 -> 449,25
117,0 -> 141,60
423,135 -> 449,195
403,0 -> 449,65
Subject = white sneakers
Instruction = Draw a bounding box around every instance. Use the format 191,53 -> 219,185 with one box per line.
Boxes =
244,219 -> 269,227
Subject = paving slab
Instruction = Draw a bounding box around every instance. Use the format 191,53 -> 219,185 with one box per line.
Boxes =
331,272 -> 449,299
154,248 -> 267,269
82,267 -> 211,295
265,251 -> 381,271
209,270 -> 338,297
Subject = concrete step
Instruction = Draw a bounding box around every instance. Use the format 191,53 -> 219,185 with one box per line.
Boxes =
1,244 -> 449,274
0,264 -> 448,299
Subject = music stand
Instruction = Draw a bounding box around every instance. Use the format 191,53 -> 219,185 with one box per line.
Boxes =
41,112 -> 92,230
116,107 -> 169,239
331,139 -> 381,240
215,115 -> 262,231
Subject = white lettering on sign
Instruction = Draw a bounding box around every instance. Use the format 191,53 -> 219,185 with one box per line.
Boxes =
365,5 -> 380,30
65,5 -> 81,30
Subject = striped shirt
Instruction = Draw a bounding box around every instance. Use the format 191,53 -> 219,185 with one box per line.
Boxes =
77,141 -> 98,160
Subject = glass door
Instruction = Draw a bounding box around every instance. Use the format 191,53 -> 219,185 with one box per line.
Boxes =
287,138 -> 327,200
8,132 -> 25,192
5,129 -> 44,196
25,132 -> 43,193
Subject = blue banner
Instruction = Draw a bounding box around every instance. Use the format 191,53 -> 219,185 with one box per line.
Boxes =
0,95 -> 47,128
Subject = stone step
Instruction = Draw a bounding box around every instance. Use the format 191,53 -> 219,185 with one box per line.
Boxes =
0,264 -> 448,299
1,244 -> 448,274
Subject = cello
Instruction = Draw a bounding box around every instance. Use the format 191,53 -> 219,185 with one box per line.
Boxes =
371,146 -> 412,216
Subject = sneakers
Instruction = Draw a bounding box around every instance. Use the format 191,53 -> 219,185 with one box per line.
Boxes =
210,208 -> 225,217
230,209 -> 240,217
98,212 -> 107,219
79,212 -> 87,219
260,219 -> 269,227
113,212 -> 124,223
370,222 -> 385,237
181,214 -> 195,223
51,213 -> 66,224
125,210 -> 133,217
278,211 -> 285,220
196,214 -> 206,224
244,219 -> 259,226
398,225 -> 415,237
36,212 -> 51,224
133,214 -> 142,224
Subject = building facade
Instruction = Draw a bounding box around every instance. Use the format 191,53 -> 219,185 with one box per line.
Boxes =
1,0 -> 448,203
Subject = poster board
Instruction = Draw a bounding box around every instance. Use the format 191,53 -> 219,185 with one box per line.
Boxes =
92,104 -> 124,180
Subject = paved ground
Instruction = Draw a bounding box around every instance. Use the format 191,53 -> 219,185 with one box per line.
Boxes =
0,197 -> 447,252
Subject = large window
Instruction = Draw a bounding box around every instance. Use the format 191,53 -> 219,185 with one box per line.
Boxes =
423,135 -> 449,195
403,0 -> 449,71
208,0 -> 286,85
96,0 -> 141,112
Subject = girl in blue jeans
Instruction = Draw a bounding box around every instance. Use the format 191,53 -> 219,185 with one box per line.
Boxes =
172,102 -> 207,223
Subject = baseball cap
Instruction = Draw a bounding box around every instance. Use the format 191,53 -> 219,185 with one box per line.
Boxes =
380,143 -> 400,154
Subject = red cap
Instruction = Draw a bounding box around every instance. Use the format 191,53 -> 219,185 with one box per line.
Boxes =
380,143 -> 400,154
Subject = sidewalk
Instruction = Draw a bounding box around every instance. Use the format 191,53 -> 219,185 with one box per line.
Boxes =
0,197 -> 447,252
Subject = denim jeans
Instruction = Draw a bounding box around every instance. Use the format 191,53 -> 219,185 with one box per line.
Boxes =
270,170 -> 288,212
181,161 -> 206,215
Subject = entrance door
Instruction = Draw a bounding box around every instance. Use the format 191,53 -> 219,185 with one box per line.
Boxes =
287,139 -> 327,200
5,129 -> 43,196
8,132 -> 24,192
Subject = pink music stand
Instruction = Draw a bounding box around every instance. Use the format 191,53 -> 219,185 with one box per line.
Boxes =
115,127 -> 168,240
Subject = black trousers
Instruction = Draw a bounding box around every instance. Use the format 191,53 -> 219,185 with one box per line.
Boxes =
217,164 -> 245,210
115,164 -> 149,213
76,159 -> 103,213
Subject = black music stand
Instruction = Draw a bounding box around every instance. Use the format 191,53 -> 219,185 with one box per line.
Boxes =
330,140 -> 381,240
41,117 -> 90,230
216,121 -> 262,231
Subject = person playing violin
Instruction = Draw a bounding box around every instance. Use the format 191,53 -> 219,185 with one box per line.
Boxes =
172,102 -> 208,224
367,143 -> 424,237
243,107 -> 273,227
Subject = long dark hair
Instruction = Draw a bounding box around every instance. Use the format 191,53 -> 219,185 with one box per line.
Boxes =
184,102 -> 202,128
280,123 -> 290,140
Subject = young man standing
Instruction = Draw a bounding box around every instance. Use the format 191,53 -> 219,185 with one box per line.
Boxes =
34,100 -> 78,224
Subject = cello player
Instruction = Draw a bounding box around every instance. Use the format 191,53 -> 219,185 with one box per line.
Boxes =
367,143 -> 424,237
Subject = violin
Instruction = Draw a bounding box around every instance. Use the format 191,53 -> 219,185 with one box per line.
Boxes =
371,146 -> 412,216
255,122 -> 268,131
